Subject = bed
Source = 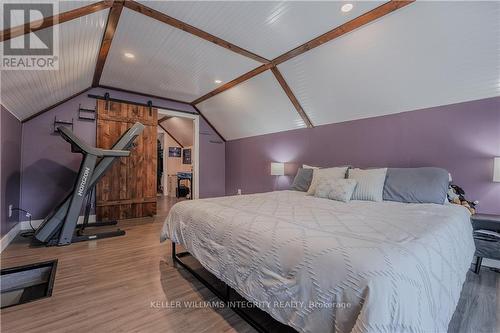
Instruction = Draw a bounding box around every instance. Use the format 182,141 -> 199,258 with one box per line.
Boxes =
161,190 -> 475,333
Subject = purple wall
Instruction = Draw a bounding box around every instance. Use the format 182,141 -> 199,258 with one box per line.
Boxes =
21,87 -> 225,220
226,97 -> 500,215
1,106 -> 22,236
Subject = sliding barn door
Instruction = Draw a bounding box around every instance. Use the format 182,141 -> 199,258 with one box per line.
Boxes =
96,99 -> 157,220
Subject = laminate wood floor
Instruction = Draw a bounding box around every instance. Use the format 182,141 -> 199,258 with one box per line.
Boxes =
1,196 -> 498,333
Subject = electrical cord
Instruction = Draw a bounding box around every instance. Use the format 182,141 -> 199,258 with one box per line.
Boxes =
11,208 -> 35,237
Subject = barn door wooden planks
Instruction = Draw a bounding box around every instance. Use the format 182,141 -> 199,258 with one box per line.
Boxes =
96,99 -> 158,220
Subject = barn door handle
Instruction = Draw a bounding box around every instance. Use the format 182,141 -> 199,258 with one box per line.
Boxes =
104,92 -> 110,111
147,101 -> 153,116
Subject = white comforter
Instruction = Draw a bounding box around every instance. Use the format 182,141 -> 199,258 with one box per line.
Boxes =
161,191 -> 474,333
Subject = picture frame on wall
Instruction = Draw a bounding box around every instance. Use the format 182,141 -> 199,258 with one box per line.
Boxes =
183,148 -> 191,164
169,147 -> 181,157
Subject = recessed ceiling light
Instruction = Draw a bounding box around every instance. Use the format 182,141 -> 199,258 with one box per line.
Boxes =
341,3 -> 353,13
124,52 -> 135,59
214,80 -> 222,84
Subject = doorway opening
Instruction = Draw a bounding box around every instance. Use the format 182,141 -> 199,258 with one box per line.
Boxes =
157,109 -> 199,202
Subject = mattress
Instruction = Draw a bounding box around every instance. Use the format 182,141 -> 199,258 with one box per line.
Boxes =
161,190 -> 475,333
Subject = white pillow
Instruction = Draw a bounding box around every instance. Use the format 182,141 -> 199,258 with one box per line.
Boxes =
307,166 -> 349,195
314,179 -> 358,202
348,168 -> 387,202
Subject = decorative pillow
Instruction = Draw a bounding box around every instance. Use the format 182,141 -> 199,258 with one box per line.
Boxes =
348,168 -> 387,202
307,166 -> 349,195
383,167 -> 450,204
290,168 -> 314,192
314,179 -> 358,202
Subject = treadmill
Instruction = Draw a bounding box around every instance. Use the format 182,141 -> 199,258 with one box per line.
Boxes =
34,122 -> 145,246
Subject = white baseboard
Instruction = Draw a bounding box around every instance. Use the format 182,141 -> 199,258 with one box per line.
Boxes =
0,215 -> 96,252
0,223 -> 22,252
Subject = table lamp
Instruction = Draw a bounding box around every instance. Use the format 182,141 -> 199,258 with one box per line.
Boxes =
271,162 -> 285,176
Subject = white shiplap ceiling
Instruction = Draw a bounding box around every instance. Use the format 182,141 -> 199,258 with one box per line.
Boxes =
279,1 -> 500,126
100,8 -> 260,102
0,1 -> 498,141
0,1 -> 99,28
1,9 -> 108,120
197,70 -> 305,140
138,0 -> 384,60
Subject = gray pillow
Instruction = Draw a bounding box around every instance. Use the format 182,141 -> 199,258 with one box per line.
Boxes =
290,168 -> 313,192
383,167 -> 449,204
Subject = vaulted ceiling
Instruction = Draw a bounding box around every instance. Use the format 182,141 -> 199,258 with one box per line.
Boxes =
101,7 -> 260,102
1,8 -> 107,120
1,1 -> 499,140
159,116 -> 194,148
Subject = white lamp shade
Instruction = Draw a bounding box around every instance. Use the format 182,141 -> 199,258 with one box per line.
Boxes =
271,162 -> 285,176
494,157 -> 500,182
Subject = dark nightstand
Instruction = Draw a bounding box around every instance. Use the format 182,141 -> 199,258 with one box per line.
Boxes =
471,214 -> 500,274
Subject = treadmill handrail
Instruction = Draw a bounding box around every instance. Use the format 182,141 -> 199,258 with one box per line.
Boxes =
57,126 -> 129,157
57,126 -> 103,156
100,149 -> 130,157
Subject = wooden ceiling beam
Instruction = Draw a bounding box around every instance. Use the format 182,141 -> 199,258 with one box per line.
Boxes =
272,0 -> 414,66
158,123 -> 184,148
14,0 -> 413,134
123,1 -> 270,64
191,105 -> 226,143
0,1 -> 112,42
271,66 -> 313,128
191,0 -> 414,105
192,63 -> 273,105
92,1 -> 124,87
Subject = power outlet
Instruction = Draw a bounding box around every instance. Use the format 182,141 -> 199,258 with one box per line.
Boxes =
8,204 -> 13,218
237,189 -> 242,195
